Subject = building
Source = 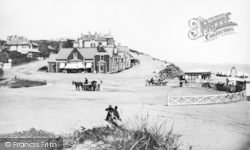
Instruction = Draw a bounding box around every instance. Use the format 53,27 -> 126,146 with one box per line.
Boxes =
48,47 -> 96,73
48,32 -> 132,73
184,69 -> 212,81
48,46 -> 118,73
5,39 -> 39,54
117,45 -> 131,69
73,31 -> 114,48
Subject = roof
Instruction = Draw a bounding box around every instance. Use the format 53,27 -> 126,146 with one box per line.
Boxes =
48,53 -> 58,62
6,40 -> 39,46
117,46 -> 129,52
78,48 -> 98,59
30,41 -> 39,46
97,60 -> 107,64
185,69 -> 212,74
103,47 -> 114,57
56,47 -> 101,60
56,48 -> 73,60
48,46 -> 55,50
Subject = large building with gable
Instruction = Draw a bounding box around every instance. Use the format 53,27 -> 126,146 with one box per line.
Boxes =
48,31 -> 132,73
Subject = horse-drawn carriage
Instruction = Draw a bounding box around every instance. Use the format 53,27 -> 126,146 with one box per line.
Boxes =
145,78 -> 168,86
72,80 -> 100,91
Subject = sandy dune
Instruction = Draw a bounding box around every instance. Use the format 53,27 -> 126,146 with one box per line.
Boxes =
0,53 -> 250,150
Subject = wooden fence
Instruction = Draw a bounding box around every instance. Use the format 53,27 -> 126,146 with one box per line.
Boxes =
167,90 -> 246,106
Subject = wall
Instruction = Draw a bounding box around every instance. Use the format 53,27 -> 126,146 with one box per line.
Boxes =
9,44 -> 38,54
246,83 -> 250,96
84,40 -> 107,48
48,62 -> 56,72
94,54 -> 110,73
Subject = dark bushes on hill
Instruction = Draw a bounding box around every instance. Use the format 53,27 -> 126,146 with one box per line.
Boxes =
159,63 -> 184,79
6,51 -> 37,66
38,66 -> 48,72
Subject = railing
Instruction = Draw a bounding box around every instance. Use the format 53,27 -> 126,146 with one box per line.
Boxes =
167,90 -> 246,106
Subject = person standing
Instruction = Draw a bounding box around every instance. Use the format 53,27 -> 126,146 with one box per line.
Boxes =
113,106 -> 121,121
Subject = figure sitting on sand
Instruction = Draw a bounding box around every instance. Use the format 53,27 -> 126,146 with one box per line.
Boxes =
105,105 -> 121,121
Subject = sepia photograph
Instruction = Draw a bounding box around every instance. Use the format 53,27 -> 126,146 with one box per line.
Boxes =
0,0 -> 250,149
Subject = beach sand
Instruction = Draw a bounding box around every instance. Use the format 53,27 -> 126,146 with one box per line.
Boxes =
0,53 -> 249,150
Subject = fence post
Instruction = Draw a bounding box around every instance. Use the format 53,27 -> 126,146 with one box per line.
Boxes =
167,94 -> 169,106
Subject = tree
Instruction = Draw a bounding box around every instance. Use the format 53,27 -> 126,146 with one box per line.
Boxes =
0,68 -> 3,79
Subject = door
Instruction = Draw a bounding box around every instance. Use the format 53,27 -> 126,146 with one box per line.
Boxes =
100,65 -> 104,73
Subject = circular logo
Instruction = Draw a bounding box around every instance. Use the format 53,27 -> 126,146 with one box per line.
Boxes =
5,142 -> 11,147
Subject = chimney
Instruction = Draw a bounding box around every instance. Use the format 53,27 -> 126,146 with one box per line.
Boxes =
79,39 -> 83,48
95,32 -> 98,39
59,41 -> 63,49
117,43 -> 121,47
88,31 -> 91,38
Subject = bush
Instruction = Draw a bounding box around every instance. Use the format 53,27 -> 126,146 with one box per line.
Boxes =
0,68 -> 3,79
0,127 -> 56,138
10,78 -> 47,88
69,118 -> 182,150
38,66 -> 48,72
0,51 -> 9,63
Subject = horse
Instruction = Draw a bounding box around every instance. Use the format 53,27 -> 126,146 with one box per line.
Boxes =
72,81 -> 83,91
90,80 -> 97,91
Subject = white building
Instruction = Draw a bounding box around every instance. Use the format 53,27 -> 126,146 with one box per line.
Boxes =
6,40 -> 39,54
73,31 -> 114,48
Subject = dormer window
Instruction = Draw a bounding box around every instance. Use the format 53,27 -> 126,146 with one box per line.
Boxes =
73,53 -> 78,59
100,55 -> 104,60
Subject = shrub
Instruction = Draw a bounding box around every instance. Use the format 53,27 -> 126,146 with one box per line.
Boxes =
0,51 -> 9,63
38,66 -> 48,72
69,117 -> 182,150
0,68 -> 3,79
0,127 -> 56,138
10,78 -> 47,88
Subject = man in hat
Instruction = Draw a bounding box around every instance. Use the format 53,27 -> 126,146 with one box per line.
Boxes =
105,105 -> 114,121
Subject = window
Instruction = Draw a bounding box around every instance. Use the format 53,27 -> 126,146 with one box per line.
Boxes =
91,43 -> 96,47
73,53 -> 78,59
22,45 -> 26,48
100,55 -> 104,60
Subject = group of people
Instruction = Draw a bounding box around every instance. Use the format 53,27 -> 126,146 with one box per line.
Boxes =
105,105 -> 121,122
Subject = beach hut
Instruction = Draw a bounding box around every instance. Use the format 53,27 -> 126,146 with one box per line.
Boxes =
184,69 -> 212,81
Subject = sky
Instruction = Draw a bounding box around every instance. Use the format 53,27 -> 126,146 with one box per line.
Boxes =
0,0 -> 249,64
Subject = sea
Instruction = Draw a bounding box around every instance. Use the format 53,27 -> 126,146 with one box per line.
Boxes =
173,62 -> 250,76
